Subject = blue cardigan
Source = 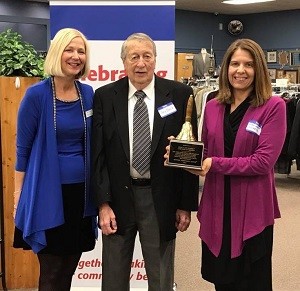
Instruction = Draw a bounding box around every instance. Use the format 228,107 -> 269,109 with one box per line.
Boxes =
15,78 -> 97,253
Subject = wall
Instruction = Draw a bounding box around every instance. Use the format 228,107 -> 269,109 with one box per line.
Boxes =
0,0 -> 49,51
1,2 -> 299,66
175,9 -> 300,68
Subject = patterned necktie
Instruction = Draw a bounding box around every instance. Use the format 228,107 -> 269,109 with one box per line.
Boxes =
132,90 -> 151,176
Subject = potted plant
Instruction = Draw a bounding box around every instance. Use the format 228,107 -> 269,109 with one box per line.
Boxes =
0,28 -> 45,77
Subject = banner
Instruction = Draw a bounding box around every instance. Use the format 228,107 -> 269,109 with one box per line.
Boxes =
49,1 -> 175,289
50,1 -> 175,89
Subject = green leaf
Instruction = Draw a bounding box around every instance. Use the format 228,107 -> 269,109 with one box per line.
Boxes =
0,28 -> 45,77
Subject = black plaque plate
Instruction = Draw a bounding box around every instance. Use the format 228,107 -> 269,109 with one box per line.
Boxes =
166,139 -> 204,170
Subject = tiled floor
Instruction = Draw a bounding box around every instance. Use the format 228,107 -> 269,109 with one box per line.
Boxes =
175,165 -> 300,291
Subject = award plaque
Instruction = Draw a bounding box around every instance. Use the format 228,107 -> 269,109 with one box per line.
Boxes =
166,95 -> 204,170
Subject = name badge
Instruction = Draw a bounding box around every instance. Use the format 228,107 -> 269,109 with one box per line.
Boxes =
246,120 -> 262,135
158,102 -> 177,118
85,109 -> 93,118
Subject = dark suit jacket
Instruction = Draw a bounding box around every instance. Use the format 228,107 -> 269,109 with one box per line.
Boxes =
91,75 -> 199,242
192,53 -> 211,78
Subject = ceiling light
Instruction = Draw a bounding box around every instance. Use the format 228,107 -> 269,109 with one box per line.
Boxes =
223,0 -> 275,4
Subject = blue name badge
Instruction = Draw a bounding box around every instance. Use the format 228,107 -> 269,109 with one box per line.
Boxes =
246,120 -> 262,135
158,102 -> 177,118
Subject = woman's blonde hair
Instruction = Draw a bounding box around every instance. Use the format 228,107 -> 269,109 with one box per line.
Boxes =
44,28 -> 90,78
217,38 -> 272,107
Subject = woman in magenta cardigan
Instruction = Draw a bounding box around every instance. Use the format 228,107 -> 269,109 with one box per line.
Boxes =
166,39 -> 286,290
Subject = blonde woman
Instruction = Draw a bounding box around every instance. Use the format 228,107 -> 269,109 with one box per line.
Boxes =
13,28 -> 97,290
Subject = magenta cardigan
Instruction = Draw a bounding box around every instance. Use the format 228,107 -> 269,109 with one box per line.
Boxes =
197,96 -> 286,258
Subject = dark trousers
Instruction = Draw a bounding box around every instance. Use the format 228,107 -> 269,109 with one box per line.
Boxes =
37,253 -> 81,291
101,185 -> 175,291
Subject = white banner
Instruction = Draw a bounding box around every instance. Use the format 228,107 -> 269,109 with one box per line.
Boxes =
82,41 -> 174,89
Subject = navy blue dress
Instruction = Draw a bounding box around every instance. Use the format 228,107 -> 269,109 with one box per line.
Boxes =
14,99 -> 95,255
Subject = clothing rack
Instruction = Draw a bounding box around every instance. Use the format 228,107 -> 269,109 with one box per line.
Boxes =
272,83 -> 300,96
274,89 -> 300,175
181,76 -> 219,88
190,77 -> 218,88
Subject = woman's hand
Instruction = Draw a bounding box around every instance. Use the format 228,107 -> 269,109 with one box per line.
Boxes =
199,157 -> 212,176
185,157 -> 212,176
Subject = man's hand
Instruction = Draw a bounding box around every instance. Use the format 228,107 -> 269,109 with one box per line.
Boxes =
98,203 -> 117,235
175,209 -> 191,232
163,136 -> 175,165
